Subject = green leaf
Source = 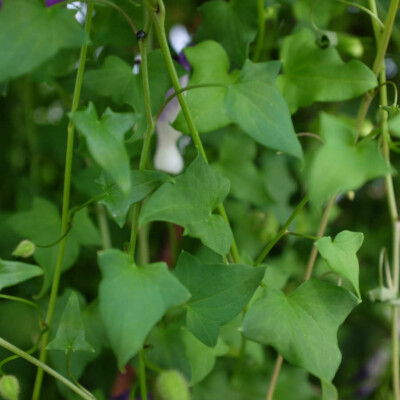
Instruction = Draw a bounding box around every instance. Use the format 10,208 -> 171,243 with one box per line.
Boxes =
212,131 -> 271,206
307,113 -> 389,208
0,0 -> 86,82
182,328 -> 228,385
196,0 -> 258,67
139,155 -> 233,256
173,41 -> 233,134
98,170 -> 172,227
0,259 -> 43,291
225,60 -> 303,159
98,249 -> 190,369
84,51 -> 184,137
277,29 -> 378,113
242,279 -> 358,382
316,231 -> 364,298
175,252 -> 265,347
47,292 -> 95,354
70,102 -> 136,193
321,379 -> 338,400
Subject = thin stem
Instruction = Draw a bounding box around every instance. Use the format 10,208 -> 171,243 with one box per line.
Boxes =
255,195 -> 309,266
144,0 -> 241,263
253,0 -> 266,62
154,83 -> 226,122
304,195 -> 336,281
372,0 -> 400,76
31,5 -> 94,399
139,350 -> 148,400
285,231 -> 318,241
339,0 -> 385,29
66,351 -> 95,399
393,307 -> 400,400
130,32 -> 155,261
0,337 -> 93,400
265,355 -> 283,400
96,203 -> 112,249
0,295 -> 45,327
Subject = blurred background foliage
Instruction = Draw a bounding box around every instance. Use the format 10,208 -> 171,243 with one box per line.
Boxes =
1,0 -> 400,399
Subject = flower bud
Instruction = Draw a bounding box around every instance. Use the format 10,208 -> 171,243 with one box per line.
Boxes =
12,240 -> 35,258
155,370 -> 191,400
0,375 -> 20,400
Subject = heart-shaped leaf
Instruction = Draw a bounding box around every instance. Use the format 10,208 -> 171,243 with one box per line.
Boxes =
139,155 -> 233,256
47,292 -> 95,354
98,249 -> 190,369
316,230 -> 364,298
277,29 -> 377,113
242,279 -> 358,382
175,252 -> 265,347
70,102 -> 136,193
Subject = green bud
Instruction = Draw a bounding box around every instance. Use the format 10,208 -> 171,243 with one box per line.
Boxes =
12,240 -> 35,258
0,375 -> 20,400
156,370 -> 191,400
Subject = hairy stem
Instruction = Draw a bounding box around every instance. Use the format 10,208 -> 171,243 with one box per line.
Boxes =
31,5 -> 94,399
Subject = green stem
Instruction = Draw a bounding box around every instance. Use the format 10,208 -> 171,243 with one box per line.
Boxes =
96,203 -> 112,249
0,295 -> 45,327
66,351 -> 94,399
143,0 -> 241,263
253,0 -> 266,62
254,195 -> 309,266
0,337 -> 93,400
266,354 -> 283,400
139,350 -> 148,400
130,32 -> 155,261
31,5 -> 94,400
372,0 -> 400,76
304,195 -> 336,281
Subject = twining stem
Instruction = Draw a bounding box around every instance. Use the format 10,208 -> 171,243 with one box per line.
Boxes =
142,0 -> 241,263
255,195 -> 309,266
253,0 -> 266,62
304,195 -> 336,281
139,350 -> 148,400
0,337 -> 93,400
129,28 -> 153,400
96,204 -> 112,249
369,1 -> 400,397
130,33 -> 155,262
266,355 -> 283,400
31,5 -> 94,400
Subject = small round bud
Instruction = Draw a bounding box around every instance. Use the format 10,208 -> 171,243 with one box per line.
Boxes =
0,375 -> 20,400
12,240 -> 35,258
155,370 -> 191,400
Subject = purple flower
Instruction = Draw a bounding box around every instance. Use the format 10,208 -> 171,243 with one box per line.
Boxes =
0,0 -> 3,9
46,0 -> 65,6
